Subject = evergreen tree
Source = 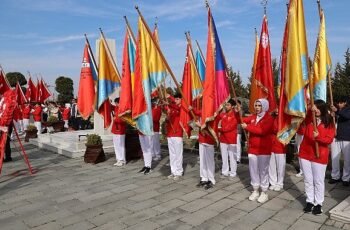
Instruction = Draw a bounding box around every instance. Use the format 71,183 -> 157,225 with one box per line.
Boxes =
227,67 -> 249,99
332,48 -> 350,102
5,72 -> 27,87
55,76 -> 74,104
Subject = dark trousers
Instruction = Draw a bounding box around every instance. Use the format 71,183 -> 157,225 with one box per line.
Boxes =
5,124 -> 13,159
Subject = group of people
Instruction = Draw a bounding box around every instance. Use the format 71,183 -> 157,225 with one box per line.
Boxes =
1,98 -> 82,162
110,92 -> 350,216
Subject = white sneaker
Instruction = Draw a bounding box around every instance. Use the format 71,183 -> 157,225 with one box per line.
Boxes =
274,186 -> 282,192
257,192 -> 269,203
114,161 -> 125,167
248,190 -> 260,201
167,174 -> 174,179
295,172 -> 303,178
269,185 -> 276,191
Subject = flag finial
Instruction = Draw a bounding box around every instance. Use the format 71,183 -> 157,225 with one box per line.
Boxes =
261,0 -> 268,15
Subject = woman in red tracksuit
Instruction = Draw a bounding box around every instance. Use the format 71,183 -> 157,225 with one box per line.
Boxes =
299,100 -> 335,215
241,98 -> 273,203
269,112 -> 287,192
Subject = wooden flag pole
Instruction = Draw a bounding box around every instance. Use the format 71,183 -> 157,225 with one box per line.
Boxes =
135,6 -> 197,121
185,31 -> 203,90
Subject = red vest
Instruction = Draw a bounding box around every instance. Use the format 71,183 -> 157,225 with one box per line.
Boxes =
111,105 -> 126,135
243,113 -> 274,155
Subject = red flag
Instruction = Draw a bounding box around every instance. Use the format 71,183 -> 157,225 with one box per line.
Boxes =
253,15 -> 276,112
179,44 -> 193,137
77,42 -> 97,120
0,68 -> 10,95
38,79 -> 51,103
15,82 -> 27,105
25,77 -> 37,102
98,100 -> 112,129
201,7 -> 230,142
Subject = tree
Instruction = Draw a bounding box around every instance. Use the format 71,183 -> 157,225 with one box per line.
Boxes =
332,48 -> 350,102
272,58 -> 279,100
227,67 -> 249,99
55,76 -> 74,104
5,72 -> 27,87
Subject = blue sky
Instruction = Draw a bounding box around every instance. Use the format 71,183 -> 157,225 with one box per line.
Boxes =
0,0 -> 349,96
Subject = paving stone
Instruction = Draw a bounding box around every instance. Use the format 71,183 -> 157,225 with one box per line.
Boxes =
234,199 -> 261,212
211,207 -> 248,226
160,220 -> 193,230
125,198 -> 160,212
128,190 -> 161,202
261,197 -> 291,211
302,212 -> 329,224
278,188 -> 303,201
152,198 -> 186,213
202,189 -> 232,202
241,207 -> 277,225
256,219 -> 290,230
180,208 -> 219,226
93,220 -> 127,230
227,189 -> 251,201
60,221 -> 96,230
31,221 -> 61,230
195,220 -> 225,230
119,209 -> 159,226
206,198 -> 238,212
320,225 -> 344,230
289,218 -> 322,230
272,208 -> 304,225
149,208 -> 189,226
343,223 -> 350,230
179,198 -> 215,212
124,220 -> 161,230
179,190 -> 208,202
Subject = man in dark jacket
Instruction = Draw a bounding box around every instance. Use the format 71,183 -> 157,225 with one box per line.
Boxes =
330,96 -> 350,186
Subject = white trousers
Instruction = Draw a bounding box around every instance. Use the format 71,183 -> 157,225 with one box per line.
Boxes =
152,133 -> 161,159
167,137 -> 183,176
113,134 -> 126,162
64,120 -> 69,129
237,134 -> 242,162
199,143 -> 216,184
139,135 -> 153,168
269,153 -> 286,187
331,140 -> 350,181
18,119 -> 23,133
300,158 -> 327,205
34,121 -> 42,134
220,143 -> 237,177
23,119 -> 30,131
248,154 -> 270,192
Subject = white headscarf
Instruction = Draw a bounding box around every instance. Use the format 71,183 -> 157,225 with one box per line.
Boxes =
255,98 -> 269,123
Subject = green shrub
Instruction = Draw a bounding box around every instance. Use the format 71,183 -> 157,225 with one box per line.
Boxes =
86,134 -> 102,146
47,115 -> 59,123
27,124 -> 37,131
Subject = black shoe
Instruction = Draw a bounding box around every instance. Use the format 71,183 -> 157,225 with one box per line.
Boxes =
138,167 -> 147,173
3,157 -> 12,162
143,167 -> 152,175
312,204 -> 323,215
204,181 -> 214,190
196,181 -> 208,188
303,202 -> 314,213
328,178 -> 340,184
342,181 -> 350,187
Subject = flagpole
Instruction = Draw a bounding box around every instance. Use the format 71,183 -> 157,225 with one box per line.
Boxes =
98,28 -> 121,82
123,16 -> 137,45
84,34 -> 98,70
195,40 -> 205,65
135,6 -> 198,121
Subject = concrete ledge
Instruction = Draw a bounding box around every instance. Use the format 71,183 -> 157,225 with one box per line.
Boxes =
29,130 -> 114,158
329,195 -> 350,223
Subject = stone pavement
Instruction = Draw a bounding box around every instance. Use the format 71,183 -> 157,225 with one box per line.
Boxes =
1,141 -> 350,230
